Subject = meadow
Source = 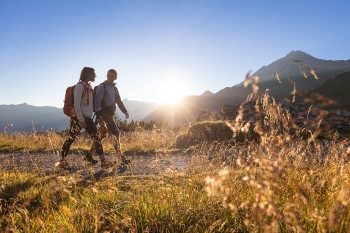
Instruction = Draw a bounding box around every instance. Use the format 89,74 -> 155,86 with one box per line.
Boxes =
1,91 -> 350,232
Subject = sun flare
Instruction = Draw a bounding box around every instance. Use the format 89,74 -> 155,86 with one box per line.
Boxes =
155,66 -> 191,104
158,79 -> 185,104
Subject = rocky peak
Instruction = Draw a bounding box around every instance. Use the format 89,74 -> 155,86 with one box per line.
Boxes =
200,90 -> 214,96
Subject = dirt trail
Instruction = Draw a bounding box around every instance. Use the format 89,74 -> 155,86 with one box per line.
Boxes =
0,152 -> 194,179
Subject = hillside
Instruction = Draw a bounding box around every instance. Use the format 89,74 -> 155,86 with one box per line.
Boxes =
313,71 -> 350,109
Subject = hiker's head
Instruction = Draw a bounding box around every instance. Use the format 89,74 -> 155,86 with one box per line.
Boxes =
107,69 -> 118,83
80,67 -> 96,83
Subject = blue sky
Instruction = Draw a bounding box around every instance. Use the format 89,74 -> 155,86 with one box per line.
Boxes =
0,0 -> 349,107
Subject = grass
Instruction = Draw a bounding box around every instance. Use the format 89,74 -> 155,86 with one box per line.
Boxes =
0,128 -> 179,155
1,85 -> 350,231
0,173 -> 241,232
1,136 -> 350,232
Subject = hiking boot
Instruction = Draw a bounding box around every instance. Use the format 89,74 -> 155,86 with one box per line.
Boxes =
121,155 -> 131,165
84,153 -> 98,165
58,158 -> 70,169
101,159 -> 114,169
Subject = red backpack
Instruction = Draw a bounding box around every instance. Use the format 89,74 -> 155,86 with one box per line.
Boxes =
63,83 -> 91,117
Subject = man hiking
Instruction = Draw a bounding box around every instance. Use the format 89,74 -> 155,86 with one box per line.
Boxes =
87,68 -> 130,165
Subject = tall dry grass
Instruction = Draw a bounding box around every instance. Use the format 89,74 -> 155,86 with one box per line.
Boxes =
0,127 -> 179,155
204,74 -> 350,232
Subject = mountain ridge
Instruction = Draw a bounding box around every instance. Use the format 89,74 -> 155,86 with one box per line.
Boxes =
0,99 -> 162,132
253,50 -> 350,83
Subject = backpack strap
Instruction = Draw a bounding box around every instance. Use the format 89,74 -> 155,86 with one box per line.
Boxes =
98,82 -> 108,107
77,81 -> 93,105
102,83 -> 107,100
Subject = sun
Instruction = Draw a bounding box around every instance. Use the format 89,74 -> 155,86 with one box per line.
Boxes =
155,66 -> 191,104
158,79 -> 185,104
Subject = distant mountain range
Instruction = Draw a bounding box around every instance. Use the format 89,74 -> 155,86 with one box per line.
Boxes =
2,50 -> 350,131
0,100 -> 161,132
0,103 -> 68,133
115,99 -> 161,120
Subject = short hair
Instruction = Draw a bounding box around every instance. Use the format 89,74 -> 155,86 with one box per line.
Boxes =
80,67 -> 95,82
107,69 -> 117,75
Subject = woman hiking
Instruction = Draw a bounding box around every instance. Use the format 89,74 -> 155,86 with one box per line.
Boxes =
58,67 -> 113,169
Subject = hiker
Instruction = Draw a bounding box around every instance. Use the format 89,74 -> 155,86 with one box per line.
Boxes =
86,69 -> 130,165
59,67 -> 113,169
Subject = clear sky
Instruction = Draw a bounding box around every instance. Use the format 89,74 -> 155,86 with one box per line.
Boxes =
0,0 -> 349,107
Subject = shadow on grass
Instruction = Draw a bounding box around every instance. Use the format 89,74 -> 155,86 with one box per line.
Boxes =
76,164 -> 128,187
0,179 -> 34,201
